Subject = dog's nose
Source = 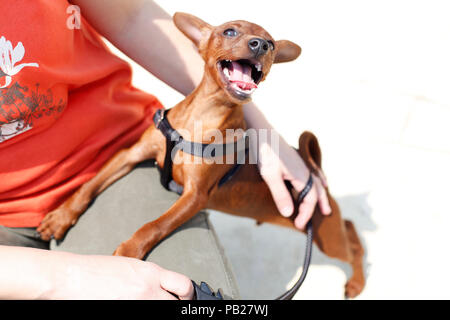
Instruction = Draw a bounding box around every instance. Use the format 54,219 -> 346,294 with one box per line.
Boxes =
248,38 -> 269,58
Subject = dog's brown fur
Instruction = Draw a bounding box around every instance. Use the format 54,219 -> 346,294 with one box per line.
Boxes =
37,13 -> 365,298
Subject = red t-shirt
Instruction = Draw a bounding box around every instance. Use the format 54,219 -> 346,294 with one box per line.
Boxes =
0,0 -> 163,227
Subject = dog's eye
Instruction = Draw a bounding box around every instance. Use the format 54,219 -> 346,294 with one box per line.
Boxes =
267,40 -> 275,50
223,28 -> 238,37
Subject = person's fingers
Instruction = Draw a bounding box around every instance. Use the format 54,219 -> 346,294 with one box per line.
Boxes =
159,268 -> 194,300
295,188 -> 317,229
316,168 -> 328,188
285,171 -> 313,229
288,176 -> 305,193
261,171 -> 294,217
290,174 -> 331,229
314,175 -> 332,215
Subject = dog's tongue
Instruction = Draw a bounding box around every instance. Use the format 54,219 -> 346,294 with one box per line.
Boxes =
229,61 -> 257,90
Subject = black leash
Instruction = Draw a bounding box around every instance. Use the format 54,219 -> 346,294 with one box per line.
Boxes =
275,173 -> 314,300
153,108 -> 314,300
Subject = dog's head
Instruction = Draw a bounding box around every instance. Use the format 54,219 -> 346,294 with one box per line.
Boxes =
174,12 -> 301,103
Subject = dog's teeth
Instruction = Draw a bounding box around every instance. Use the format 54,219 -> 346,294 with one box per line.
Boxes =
256,64 -> 262,72
224,68 -> 230,78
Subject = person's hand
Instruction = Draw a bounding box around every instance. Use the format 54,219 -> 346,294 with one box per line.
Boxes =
51,253 -> 194,300
0,246 -> 194,300
254,132 -> 332,230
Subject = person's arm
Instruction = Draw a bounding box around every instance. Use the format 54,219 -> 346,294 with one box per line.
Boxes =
70,0 -> 203,96
70,0 -> 331,228
0,245 -> 193,299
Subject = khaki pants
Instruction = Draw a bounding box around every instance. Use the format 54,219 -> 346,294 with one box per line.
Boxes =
0,161 -> 239,299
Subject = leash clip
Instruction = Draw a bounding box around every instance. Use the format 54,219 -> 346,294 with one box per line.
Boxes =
192,281 -> 224,300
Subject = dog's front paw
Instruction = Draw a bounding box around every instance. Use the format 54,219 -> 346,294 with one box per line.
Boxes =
37,208 -> 78,241
113,240 -> 146,260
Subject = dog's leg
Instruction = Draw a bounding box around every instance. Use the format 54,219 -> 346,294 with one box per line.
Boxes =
37,127 -> 158,241
113,183 -> 208,260
309,195 -> 366,298
342,220 -> 365,298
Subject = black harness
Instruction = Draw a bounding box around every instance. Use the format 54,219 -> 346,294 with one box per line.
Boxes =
153,108 -> 314,300
153,108 -> 248,194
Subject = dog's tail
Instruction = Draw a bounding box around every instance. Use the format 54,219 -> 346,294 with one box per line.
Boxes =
298,131 -> 323,174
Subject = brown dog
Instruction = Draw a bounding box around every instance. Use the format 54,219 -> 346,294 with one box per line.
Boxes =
37,13 -> 365,298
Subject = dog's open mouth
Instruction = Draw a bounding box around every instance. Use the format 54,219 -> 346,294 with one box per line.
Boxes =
218,59 -> 263,99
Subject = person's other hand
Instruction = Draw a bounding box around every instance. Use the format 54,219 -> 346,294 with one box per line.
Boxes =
255,132 -> 332,229
53,253 -> 194,300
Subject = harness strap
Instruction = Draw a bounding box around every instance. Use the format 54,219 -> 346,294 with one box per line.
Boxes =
153,108 -> 248,194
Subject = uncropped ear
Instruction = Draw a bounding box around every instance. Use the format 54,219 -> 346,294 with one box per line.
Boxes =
274,40 -> 302,63
173,12 -> 213,49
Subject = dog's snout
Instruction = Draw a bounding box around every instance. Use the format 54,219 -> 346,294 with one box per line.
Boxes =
248,38 -> 269,58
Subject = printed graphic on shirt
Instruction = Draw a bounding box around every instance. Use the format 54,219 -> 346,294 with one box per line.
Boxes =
0,36 -> 38,89
0,36 -> 65,143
